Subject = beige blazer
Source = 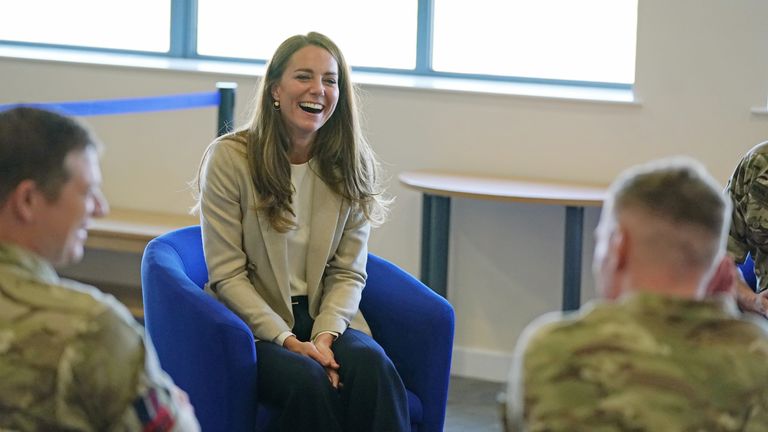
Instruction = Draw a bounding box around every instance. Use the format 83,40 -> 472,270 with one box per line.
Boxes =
199,138 -> 371,342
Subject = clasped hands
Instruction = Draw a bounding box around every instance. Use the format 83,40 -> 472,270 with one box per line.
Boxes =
283,333 -> 341,389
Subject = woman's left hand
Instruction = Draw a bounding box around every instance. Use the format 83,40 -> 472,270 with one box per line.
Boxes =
314,333 -> 341,389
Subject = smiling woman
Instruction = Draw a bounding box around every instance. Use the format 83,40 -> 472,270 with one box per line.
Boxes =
192,32 -> 407,432
270,45 -> 340,163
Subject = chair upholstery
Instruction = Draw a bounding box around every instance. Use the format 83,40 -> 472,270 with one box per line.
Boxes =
738,253 -> 757,291
141,225 -> 455,432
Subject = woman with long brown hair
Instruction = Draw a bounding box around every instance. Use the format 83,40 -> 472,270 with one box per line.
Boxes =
195,32 -> 407,431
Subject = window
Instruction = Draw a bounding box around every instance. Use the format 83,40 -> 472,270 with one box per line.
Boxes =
196,0 -> 418,69
0,0 -> 637,88
432,0 -> 637,85
0,0 -> 171,53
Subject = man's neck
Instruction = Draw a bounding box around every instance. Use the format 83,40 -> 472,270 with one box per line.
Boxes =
620,272 -> 702,300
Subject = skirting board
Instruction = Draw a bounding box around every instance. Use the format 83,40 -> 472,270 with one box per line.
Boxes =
451,346 -> 513,383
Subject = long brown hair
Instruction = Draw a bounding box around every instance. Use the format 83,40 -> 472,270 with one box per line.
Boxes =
195,32 -> 390,232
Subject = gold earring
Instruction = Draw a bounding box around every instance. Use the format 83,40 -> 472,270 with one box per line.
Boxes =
273,100 -> 280,110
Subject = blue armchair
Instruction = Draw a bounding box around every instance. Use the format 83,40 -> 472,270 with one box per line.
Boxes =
141,225 -> 455,432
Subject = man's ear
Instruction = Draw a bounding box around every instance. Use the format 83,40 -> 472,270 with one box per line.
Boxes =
612,226 -> 629,271
8,180 -> 40,223
603,227 -> 628,300
703,255 -> 736,297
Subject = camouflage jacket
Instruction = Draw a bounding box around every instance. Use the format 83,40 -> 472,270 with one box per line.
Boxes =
0,242 -> 199,431
507,292 -> 768,432
727,141 -> 768,292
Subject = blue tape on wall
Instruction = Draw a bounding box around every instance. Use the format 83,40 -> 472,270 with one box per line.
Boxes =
0,91 -> 221,117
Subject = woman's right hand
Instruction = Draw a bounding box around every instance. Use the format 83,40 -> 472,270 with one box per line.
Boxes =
283,336 -> 341,388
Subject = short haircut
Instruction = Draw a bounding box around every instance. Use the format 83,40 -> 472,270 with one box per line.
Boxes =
0,107 -> 100,205
604,156 -> 729,268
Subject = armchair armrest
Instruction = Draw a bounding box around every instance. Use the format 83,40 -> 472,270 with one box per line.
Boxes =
360,253 -> 455,432
141,236 -> 258,432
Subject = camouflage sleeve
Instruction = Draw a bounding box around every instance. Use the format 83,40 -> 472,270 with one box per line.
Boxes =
63,302 -> 199,431
726,153 -> 752,264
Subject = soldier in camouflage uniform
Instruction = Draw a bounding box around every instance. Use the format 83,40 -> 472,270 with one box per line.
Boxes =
0,108 -> 199,431
502,157 -> 768,431
726,141 -> 768,316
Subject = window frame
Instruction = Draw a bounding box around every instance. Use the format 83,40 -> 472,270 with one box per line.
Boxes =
0,0 -> 634,91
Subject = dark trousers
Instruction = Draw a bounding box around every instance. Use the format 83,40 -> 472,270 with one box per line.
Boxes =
255,297 -> 410,432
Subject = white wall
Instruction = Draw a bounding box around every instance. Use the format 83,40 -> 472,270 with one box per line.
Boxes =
2,0 -> 767,381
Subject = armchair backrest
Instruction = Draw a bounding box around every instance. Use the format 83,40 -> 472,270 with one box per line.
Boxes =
152,225 -> 208,288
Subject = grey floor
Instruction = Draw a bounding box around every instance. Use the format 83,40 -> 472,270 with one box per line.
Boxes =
445,376 -> 505,432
